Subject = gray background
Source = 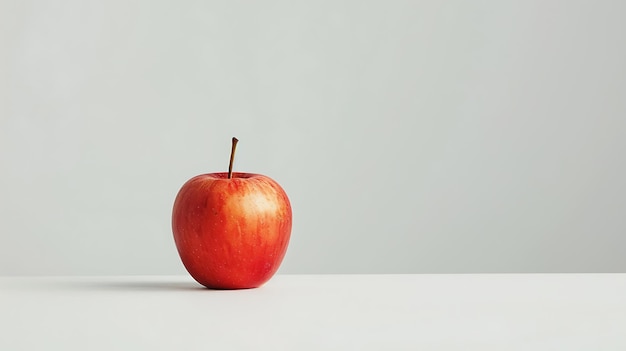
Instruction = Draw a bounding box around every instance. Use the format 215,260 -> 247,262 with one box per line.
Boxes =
1,0 -> 625,275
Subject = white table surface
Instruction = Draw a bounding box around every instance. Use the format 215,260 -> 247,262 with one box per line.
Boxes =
1,274 -> 625,350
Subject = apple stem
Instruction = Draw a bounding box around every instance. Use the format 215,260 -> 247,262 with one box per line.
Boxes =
228,137 -> 239,179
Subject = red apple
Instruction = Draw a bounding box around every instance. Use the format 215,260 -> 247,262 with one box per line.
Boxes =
172,138 -> 292,289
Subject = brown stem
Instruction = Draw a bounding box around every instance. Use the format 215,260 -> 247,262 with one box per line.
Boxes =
228,137 -> 239,179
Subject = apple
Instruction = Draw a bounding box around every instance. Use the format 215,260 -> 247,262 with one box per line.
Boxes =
172,137 -> 292,289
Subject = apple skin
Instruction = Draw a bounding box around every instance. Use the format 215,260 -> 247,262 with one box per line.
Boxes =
172,172 -> 292,289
